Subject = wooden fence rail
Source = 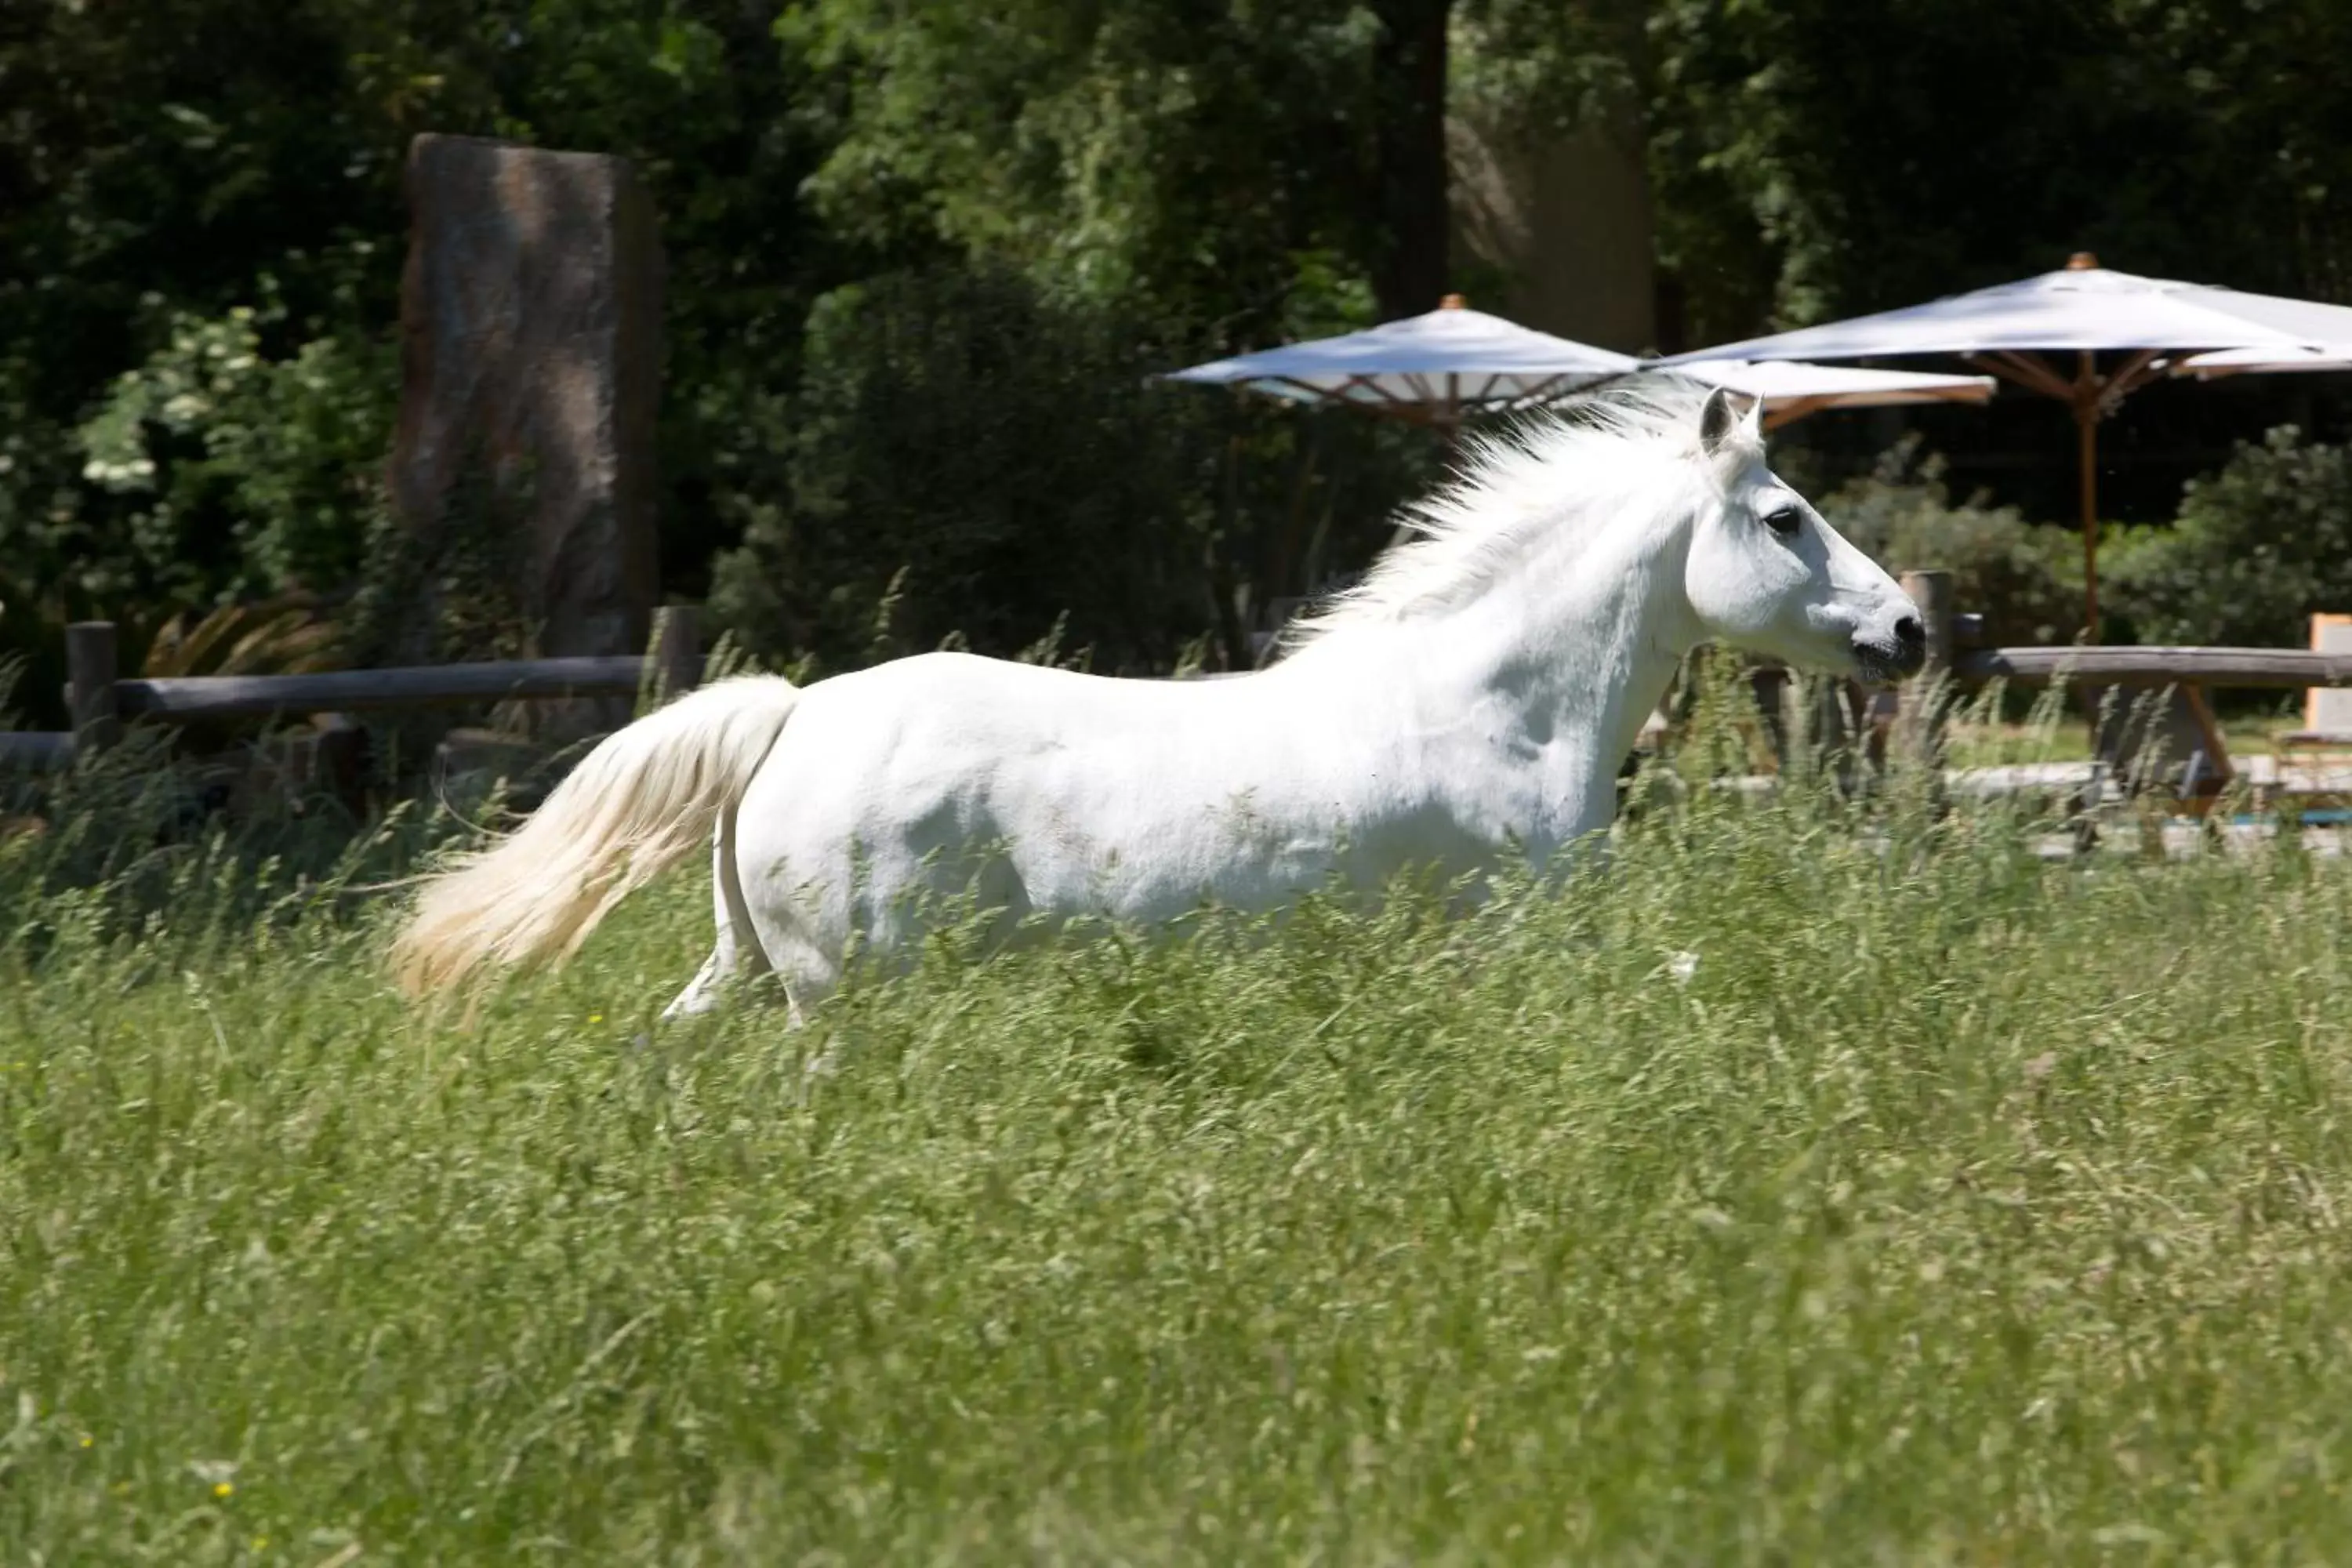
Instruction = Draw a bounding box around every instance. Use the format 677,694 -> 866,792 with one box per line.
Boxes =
1953,646 -> 2352,689
9,588 -> 2352,786
2,609 -> 700,771
118,656 -> 656,720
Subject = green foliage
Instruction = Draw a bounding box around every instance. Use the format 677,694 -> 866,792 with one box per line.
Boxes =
5,778 -> 2352,1557
786,0 -> 1399,336
8,0 -> 2352,688
140,599 -> 343,680
710,266 -> 1428,675
1643,0 -> 2352,336
1817,437 -> 2081,647
1449,0 -> 1639,139
73,299 -> 394,603
0,0 -> 830,617
2104,426 -> 2352,648
709,269 -> 1210,672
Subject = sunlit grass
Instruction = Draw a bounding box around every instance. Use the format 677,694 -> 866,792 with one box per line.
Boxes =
1944,708 -> 2299,770
2,758 -> 2350,1562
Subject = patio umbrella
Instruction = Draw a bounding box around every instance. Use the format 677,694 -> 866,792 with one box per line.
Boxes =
1164,299 -> 1998,670
1166,297 -> 1998,439
1664,358 -> 1994,429
1161,294 -> 1636,430
1661,253 -> 2352,632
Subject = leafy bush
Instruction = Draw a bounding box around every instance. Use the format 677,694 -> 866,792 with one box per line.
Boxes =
2103,425 -> 2352,648
74,295 -> 395,604
139,598 -> 340,679
0,303 -> 387,727
1813,436 -> 2079,648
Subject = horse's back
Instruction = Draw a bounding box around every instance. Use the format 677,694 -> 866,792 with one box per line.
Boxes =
770,652 -> 1272,782
732,651 -> 1372,928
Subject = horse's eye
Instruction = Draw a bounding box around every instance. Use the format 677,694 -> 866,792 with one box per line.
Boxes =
1762,505 -> 1802,538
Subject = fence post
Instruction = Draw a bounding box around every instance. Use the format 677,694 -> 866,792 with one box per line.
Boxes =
65,620 -> 121,756
651,604 -> 702,704
1897,569 -> 1954,781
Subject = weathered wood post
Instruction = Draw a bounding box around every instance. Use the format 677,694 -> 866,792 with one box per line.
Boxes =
390,133 -> 664,735
650,604 -> 702,706
65,620 -> 121,756
1897,569 -> 1954,784
310,714 -> 371,818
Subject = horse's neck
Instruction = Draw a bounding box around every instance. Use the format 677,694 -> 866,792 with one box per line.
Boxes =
1301,503 -> 1695,840
1458,513 -> 1693,763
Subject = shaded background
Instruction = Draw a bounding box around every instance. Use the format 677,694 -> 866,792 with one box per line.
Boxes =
5,0 -> 2350,717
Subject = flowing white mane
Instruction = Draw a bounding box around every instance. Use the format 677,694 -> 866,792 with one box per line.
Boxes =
1287,376 -> 1752,647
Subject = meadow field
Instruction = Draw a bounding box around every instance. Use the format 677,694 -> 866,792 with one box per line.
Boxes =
3,754 -> 2350,1563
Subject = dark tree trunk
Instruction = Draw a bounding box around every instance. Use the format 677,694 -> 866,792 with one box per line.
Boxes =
1371,0 -> 1452,322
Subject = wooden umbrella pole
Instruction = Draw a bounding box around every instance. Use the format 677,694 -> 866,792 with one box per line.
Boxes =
2073,349 -> 2103,640
1967,347 -> 2104,637
2077,401 -> 2100,638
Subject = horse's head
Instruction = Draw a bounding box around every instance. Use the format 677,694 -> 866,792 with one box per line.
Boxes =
1681,388 -> 1926,686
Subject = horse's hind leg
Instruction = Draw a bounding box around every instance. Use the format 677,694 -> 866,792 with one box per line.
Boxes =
660,946 -> 734,1021
767,932 -> 843,1032
660,805 -> 772,1021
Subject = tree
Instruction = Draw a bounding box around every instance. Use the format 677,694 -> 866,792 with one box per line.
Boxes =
707,266 -> 1430,675
1371,0 -> 1454,320
789,0 -> 1479,336
0,0 -> 834,616
1642,0 -> 2352,336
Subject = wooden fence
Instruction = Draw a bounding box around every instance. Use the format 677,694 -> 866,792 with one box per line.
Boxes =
1886,573 -> 2352,693
1875,570 -> 2352,814
1953,644 -> 2352,688
1,608 -> 702,771
6,572 -> 2351,790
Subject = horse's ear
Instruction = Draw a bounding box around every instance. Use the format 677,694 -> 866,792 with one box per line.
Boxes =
1698,386 -> 1739,455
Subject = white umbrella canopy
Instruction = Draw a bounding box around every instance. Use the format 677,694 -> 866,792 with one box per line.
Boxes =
1671,358 -> 1995,427
1664,256 -> 2352,362
2175,343 -> 2352,379
1163,295 -> 1638,425
1163,298 -> 1987,430
1660,253 -> 2352,630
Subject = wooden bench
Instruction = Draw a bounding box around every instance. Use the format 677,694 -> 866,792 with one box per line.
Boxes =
2271,613 -> 2352,811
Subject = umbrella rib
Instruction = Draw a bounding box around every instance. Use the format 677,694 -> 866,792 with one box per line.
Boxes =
1269,376 -> 1348,408
1547,368 -> 1642,409
1345,375 -> 1417,411
1762,395 -> 1835,431
2099,348 -> 2168,413
1504,373 -> 1566,412
1967,350 -> 2076,402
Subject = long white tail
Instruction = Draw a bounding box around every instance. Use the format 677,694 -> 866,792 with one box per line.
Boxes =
393,675 -> 800,996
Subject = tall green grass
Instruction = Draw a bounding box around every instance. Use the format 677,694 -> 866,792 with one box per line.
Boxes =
2,746 -> 2350,1563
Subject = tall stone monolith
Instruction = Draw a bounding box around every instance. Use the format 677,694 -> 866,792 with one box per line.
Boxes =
389,135 -> 663,717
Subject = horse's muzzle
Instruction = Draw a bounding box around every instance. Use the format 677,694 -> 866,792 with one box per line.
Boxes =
1853,615 -> 1929,684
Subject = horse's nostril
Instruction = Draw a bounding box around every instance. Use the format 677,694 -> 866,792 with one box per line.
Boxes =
1895,615 -> 1925,648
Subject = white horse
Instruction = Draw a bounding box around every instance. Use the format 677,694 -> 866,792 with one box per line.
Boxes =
394,383 -> 1925,1022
